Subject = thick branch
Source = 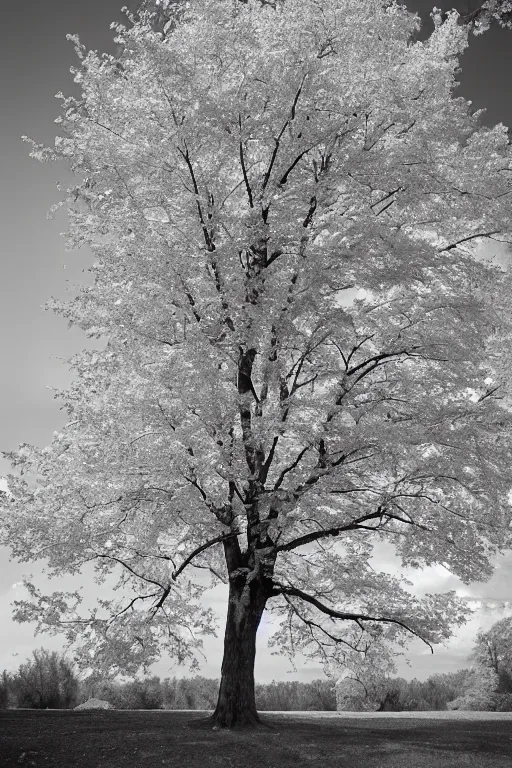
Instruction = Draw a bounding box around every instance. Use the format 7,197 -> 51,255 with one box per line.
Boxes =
294,446 -> 373,498
346,347 -> 422,378
438,230 -> 500,252
222,531 -> 244,572
271,582 -> 433,652
149,584 -> 172,618
262,74 -> 307,192
94,552 -> 166,589
238,347 -> 261,476
273,445 -> 311,491
281,592 -> 364,652
171,531 -> 240,581
279,142 -> 319,186
108,592 -> 160,623
176,143 -> 215,252
239,115 -> 254,208
276,511 -> 383,552
276,509 -> 430,553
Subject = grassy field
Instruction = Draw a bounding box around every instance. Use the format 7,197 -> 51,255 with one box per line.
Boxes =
1,710 -> 512,767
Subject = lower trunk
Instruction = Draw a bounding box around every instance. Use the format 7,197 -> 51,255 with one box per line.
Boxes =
208,577 -> 267,728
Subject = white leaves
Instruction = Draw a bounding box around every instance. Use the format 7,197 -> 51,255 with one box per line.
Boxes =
143,207 -> 170,223
3,0 -> 512,679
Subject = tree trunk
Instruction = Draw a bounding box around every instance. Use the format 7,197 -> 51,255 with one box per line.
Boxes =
207,575 -> 268,728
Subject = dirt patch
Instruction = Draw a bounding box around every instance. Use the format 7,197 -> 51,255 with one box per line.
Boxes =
1,710 -> 511,767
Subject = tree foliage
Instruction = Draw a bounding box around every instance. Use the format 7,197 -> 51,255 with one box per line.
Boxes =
470,616 -> 512,684
136,0 -> 512,36
446,664 -> 500,710
458,0 -> 512,32
2,0 -> 512,725
459,615 -> 512,709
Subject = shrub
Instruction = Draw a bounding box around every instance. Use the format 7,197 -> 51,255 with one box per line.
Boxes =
492,693 -> 512,712
8,649 -> 79,709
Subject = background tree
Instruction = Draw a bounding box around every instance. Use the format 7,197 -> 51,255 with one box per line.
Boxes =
470,616 -> 512,690
115,675 -> 164,709
334,639 -> 400,710
7,649 -> 79,709
0,670 -> 10,710
161,676 -> 220,710
2,0 -> 512,730
446,664 -> 500,710
416,670 -> 470,710
460,615 -> 512,710
334,668 -> 486,711
74,673 -> 338,710
306,679 -> 337,711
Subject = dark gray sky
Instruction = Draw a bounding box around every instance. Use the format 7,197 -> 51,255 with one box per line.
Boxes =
0,1 -> 511,683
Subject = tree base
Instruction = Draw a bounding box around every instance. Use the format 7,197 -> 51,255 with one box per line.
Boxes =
186,712 -> 277,731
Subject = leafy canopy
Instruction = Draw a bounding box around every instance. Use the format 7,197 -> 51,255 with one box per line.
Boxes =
460,0 -> 512,33
2,0 -> 512,679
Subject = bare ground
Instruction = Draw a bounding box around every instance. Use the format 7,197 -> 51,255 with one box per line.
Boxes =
1,709 -> 511,767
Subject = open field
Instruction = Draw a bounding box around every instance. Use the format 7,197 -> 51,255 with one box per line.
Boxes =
1,710 -> 512,767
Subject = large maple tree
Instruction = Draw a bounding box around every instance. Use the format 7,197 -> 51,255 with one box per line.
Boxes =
2,0 -> 512,728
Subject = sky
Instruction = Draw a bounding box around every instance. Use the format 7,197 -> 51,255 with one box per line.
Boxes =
0,0 -> 511,686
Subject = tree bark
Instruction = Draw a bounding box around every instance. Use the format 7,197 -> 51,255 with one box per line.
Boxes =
207,573 -> 269,728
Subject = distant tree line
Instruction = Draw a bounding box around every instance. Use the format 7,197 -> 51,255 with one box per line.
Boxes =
0,648 -> 335,711
0,649 -> 78,710
336,668 -> 512,712
2,618 -> 512,712
336,616 -> 512,712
